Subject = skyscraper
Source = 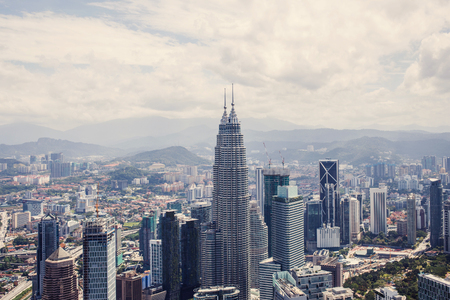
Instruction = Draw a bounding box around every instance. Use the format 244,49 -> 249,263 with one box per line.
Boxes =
443,201 -> 450,254
306,200 -> 322,252
116,271 -> 142,300
249,200 -> 268,289
272,186 -> 305,271
161,210 -> 180,300
407,194 -> 417,245
200,222 -> 223,288
83,217 -> 116,300
190,202 -> 212,224
42,247 -> 78,300
319,159 -> 340,228
35,214 -> 59,299
263,167 -> 290,257
140,212 -> 157,271
180,219 -> 200,300
341,197 -> 351,245
430,178 -> 443,248
370,187 -> 387,235
212,87 -> 250,299
149,240 -> 162,286
255,167 -> 264,213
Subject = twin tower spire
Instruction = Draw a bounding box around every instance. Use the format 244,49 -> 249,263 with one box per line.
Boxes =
221,84 -> 239,125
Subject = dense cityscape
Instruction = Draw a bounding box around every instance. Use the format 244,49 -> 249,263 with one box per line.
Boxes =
0,97 -> 448,300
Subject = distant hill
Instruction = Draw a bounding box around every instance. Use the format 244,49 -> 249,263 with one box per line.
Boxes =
0,138 -> 124,159
120,146 -> 210,166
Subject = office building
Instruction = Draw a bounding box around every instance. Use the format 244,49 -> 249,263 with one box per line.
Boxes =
319,159 -> 340,228
322,287 -> 354,300
263,167 -> 290,256
256,167 -> 264,212
116,270 -> 142,300
306,200 -> 322,252
140,212 -> 157,271
430,178 -> 443,248
396,220 -> 407,236
23,200 -> 43,216
290,264 -> 333,299
211,90 -> 250,299
422,155 -> 436,172
200,222 -> 223,288
418,273 -> 450,300
341,197 -> 351,245
42,247 -> 78,300
12,211 -> 31,228
320,257 -> 343,288
194,286 -> 240,300
259,258 -> 282,300
317,224 -> 340,249
444,201 -> 450,253
349,197 -> 361,243
161,210 -> 180,300
370,187 -> 387,235
149,240 -> 162,286
35,214 -> 60,299
272,186 -> 305,271
83,217 -> 116,300
181,219 -> 200,300
190,202 -> 212,224
249,200 -> 268,288
407,194 -> 416,245
273,271 -> 307,300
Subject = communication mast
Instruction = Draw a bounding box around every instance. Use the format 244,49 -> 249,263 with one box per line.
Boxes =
263,142 -> 271,168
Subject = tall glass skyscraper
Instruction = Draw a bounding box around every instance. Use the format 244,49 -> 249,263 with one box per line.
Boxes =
35,213 -> 59,299
83,217 -> 116,300
262,167 -> 289,257
319,160 -> 340,228
161,210 -> 180,300
430,178 -> 443,248
370,187 -> 387,235
212,88 -> 250,300
407,194 -> 417,245
140,212 -> 157,271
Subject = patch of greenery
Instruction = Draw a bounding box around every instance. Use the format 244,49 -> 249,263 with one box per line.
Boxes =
109,166 -> 144,183
12,286 -> 32,300
0,184 -> 36,195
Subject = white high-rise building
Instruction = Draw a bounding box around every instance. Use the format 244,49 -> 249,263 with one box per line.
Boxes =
150,240 -> 163,285
83,217 -> 116,300
349,198 -> 360,243
370,187 -> 387,235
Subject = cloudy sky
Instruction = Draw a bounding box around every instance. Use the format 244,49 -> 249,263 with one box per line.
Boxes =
1,0 -> 450,130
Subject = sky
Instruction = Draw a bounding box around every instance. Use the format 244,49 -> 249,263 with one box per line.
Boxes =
1,0 -> 450,131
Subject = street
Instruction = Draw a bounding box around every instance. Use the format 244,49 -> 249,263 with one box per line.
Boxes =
1,280 -> 32,300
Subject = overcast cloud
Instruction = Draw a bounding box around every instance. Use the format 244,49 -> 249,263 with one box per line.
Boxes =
0,0 -> 449,130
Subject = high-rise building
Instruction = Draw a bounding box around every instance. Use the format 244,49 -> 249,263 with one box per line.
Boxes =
341,197 -> 350,245
83,217 -> 116,300
263,167 -> 290,257
211,89 -> 250,299
24,199 -> 43,216
422,156 -> 437,172
418,273 -> 450,300
255,167 -> 264,212
140,212 -> 157,271
42,247 -> 78,300
350,192 -> 364,225
306,200 -> 322,252
272,186 -> 305,271
430,179 -> 443,248
320,257 -> 343,288
259,258 -> 282,300
149,240 -> 162,286
181,219 -> 200,300
249,200 -> 268,288
341,196 -> 361,245
116,270 -> 142,300
370,187 -> 387,235
35,214 -> 60,299
161,210 -> 180,300
349,197 -> 361,243
319,160 -> 340,228
407,194 -> 416,245
443,201 -> 450,254
200,222 -> 223,288
12,211 -> 31,229
191,202 -> 212,224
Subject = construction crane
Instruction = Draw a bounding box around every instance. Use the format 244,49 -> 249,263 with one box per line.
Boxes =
279,150 -> 285,168
263,142 -> 271,168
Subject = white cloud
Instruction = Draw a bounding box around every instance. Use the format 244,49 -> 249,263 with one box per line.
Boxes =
1,0 -> 450,130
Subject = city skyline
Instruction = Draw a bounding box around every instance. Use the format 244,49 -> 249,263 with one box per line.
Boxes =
1,1 -> 450,130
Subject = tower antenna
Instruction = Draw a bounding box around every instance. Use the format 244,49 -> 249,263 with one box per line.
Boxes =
232,83 -> 234,106
279,150 -> 285,168
224,88 -> 226,109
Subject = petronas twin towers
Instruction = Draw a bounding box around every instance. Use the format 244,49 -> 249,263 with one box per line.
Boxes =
212,85 -> 250,300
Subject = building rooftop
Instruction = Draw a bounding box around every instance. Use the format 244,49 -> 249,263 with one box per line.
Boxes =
47,247 -> 72,261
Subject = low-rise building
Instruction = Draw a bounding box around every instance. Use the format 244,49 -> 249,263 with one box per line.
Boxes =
322,287 -> 353,300
374,286 -> 405,300
290,263 -> 333,299
273,271 -> 307,300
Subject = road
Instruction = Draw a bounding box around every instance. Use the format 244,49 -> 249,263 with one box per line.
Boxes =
1,280 -> 32,300
410,232 -> 430,257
